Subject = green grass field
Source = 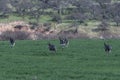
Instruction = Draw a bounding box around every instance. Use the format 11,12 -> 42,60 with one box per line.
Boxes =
0,39 -> 120,80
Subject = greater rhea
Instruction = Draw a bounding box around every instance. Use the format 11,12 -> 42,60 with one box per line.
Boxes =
59,37 -> 69,48
48,43 -> 56,52
104,42 -> 112,53
9,38 -> 15,48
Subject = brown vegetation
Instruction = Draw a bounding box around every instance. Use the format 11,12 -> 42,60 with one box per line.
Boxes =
0,21 -> 120,40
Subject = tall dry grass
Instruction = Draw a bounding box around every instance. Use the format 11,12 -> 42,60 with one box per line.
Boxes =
0,21 -> 120,40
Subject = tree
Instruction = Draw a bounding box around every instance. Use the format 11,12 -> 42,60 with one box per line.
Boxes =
10,0 -> 33,20
112,2 -> 120,26
28,0 -> 49,23
94,0 -> 112,20
97,20 -> 109,31
0,0 -> 11,18
66,13 -> 87,24
49,0 -> 71,23
113,16 -> 120,26
97,20 -> 110,38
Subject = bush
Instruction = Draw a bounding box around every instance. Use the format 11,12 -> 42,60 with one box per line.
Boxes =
29,22 -> 39,29
58,30 -> 89,39
65,13 -> 86,24
0,14 -> 9,19
0,31 -> 30,40
51,14 -> 61,23
97,20 -> 109,31
14,25 -> 23,29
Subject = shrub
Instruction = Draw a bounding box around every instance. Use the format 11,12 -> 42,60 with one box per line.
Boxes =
0,31 -> 30,40
97,20 -> 109,31
29,22 -> 39,29
58,30 -> 89,39
51,14 -> 61,23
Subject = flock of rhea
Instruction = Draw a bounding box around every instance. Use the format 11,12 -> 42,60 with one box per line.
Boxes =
9,37 -> 112,54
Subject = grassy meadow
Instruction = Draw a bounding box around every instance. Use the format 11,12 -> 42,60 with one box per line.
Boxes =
0,39 -> 120,80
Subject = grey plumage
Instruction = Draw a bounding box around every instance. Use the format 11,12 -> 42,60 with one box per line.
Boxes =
104,42 -> 112,53
59,37 -> 69,48
48,43 -> 56,52
9,38 -> 15,48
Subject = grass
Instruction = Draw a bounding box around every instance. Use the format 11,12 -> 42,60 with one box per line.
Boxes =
0,15 -> 23,23
0,39 -> 120,80
0,14 -> 119,28
0,15 -> 52,23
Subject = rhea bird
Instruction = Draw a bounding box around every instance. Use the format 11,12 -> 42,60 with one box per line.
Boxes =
48,43 -> 56,52
104,42 -> 112,53
9,38 -> 15,48
59,37 -> 69,48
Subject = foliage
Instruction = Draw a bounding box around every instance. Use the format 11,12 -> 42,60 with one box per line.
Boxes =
0,30 -> 30,40
97,20 -> 109,31
0,0 -> 120,26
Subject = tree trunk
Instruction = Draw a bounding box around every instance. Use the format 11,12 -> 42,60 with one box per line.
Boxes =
22,14 -> 25,20
36,17 -> 39,24
57,5 -> 62,23
116,22 -> 119,26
